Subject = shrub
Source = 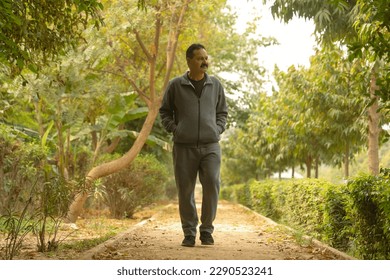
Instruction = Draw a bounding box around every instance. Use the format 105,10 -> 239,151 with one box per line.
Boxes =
102,154 -> 168,219
0,126 -> 47,214
220,184 -> 238,201
235,182 -> 252,208
223,171 -> 390,259
250,180 -> 278,219
0,124 -> 76,257
220,183 -> 248,206
0,126 -> 44,258
347,170 -> 390,259
321,185 -> 351,250
285,180 -> 330,237
164,177 -> 177,200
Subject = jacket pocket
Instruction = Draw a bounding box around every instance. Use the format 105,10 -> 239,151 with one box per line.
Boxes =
173,122 -> 197,143
200,122 -> 220,143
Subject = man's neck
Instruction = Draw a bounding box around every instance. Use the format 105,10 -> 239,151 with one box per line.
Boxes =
188,71 -> 205,81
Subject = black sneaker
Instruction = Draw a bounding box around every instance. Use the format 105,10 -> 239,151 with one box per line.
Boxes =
200,232 -> 214,245
181,235 -> 195,247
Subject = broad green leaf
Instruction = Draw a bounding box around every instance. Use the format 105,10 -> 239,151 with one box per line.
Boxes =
123,107 -> 149,122
41,120 -> 54,149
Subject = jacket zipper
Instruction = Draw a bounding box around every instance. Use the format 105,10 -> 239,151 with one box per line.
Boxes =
189,79 -> 206,148
197,98 -> 200,147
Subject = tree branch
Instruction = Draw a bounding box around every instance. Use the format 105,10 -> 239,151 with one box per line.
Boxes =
134,29 -> 152,61
163,0 -> 192,90
149,10 -> 163,102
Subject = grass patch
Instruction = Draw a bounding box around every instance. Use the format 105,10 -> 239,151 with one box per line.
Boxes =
60,232 -> 117,252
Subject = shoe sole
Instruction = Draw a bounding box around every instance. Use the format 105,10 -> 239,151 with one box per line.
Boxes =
181,243 -> 195,247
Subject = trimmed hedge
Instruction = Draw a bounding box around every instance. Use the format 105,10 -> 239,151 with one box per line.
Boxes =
347,170 -> 390,259
220,169 -> 390,259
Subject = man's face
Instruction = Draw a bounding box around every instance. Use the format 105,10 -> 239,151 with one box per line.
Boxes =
187,48 -> 209,74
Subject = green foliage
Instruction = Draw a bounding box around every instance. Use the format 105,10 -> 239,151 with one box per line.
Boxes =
0,124 -> 79,257
250,180 -> 282,220
0,124 -> 47,214
346,169 -> 390,259
3,0 -> 276,190
1,196 -> 37,260
220,183 -> 251,208
284,180 -> 329,236
322,185 -> 351,251
266,0 -> 355,44
34,174 -> 79,253
351,0 -> 390,61
223,172 -> 390,259
266,0 -> 390,111
266,0 -> 389,61
102,154 -> 168,219
0,0 -> 104,74
59,232 -> 116,252
219,184 -> 236,201
248,179 -> 333,238
221,42 -> 384,183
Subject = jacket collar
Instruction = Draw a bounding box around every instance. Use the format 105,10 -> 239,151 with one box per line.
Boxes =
181,71 -> 212,86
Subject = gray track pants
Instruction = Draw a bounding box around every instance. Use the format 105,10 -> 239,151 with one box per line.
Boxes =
173,142 -> 221,237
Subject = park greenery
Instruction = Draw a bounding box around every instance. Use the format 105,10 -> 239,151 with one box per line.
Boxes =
221,168 -> 390,259
0,0 -> 389,259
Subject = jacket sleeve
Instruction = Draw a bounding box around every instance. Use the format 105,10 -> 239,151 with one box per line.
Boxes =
159,82 -> 177,134
216,84 -> 228,134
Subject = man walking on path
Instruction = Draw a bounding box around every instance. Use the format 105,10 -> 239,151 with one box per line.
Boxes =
159,43 -> 228,247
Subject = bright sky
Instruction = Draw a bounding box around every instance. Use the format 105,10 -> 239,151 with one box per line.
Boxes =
228,0 -> 317,70
226,0 -> 317,93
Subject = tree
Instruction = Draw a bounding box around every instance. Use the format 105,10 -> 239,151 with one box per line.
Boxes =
350,0 -> 390,61
303,46 -> 369,178
222,43 -> 376,182
5,43 -> 142,179
65,0 -> 193,222
271,65 -> 326,178
221,94 -> 271,184
263,0 -> 389,175
351,1 -> 390,108
0,0 -> 104,74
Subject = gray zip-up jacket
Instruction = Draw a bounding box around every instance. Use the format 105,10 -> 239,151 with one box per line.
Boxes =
159,72 -> 228,145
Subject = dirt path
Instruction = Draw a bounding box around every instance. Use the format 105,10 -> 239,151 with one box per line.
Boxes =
79,199 -> 353,260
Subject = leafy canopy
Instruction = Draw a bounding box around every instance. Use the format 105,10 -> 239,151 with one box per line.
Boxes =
0,0 -> 104,74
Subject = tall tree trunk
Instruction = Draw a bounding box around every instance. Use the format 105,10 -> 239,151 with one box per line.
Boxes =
306,156 -> 312,178
368,66 -> 380,175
